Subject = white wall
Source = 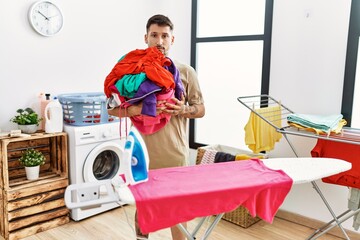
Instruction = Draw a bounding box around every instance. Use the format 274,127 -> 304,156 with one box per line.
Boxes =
0,0 -> 191,131
270,0 -> 353,231
0,0 -> 357,233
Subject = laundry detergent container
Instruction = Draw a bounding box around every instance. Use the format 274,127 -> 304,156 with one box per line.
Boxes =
196,144 -> 267,228
58,92 -> 119,126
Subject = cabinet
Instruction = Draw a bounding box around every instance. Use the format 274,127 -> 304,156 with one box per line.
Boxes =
0,132 -> 69,240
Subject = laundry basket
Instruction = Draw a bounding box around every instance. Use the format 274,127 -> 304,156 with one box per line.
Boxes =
58,92 -> 118,126
196,144 -> 267,228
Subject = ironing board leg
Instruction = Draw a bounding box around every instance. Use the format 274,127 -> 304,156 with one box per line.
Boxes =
202,213 -> 224,240
307,181 -> 350,240
308,209 -> 351,239
307,207 -> 360,240
177,223 -> 195,240
191,216 -> 209,236
176,213 -> 225,240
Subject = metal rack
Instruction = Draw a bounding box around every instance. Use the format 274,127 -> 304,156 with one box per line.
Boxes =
237,94 -> 360,240
238,94 -> 360,157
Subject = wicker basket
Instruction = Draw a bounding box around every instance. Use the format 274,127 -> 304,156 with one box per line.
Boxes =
196,145 -> 266,228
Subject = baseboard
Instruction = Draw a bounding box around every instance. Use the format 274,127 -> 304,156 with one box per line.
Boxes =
276,209 -> 360,239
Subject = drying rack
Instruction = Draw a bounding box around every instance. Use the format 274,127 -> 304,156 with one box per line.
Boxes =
237,94 -> 360,240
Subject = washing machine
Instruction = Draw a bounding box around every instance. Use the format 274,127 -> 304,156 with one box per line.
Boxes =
64,121 -> 127,221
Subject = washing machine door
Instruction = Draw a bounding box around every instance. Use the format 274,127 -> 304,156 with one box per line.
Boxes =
83,141 -> 123,182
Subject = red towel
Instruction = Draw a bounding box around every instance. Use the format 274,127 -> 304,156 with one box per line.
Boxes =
129,159 -> 293,234
311,139 -> 360,188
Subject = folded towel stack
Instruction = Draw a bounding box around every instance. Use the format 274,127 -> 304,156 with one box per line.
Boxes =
287,113 -> 346,135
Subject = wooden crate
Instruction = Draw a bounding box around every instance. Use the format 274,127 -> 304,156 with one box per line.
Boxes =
0,132 -> 70,240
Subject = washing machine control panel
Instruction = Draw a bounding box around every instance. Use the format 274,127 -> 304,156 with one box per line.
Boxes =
67,122 -> 121,146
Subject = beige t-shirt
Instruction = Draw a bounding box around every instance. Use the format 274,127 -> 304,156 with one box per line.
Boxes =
140,60 -> 204,169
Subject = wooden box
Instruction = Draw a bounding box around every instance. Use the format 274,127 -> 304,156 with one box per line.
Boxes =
0,132 -> 70,240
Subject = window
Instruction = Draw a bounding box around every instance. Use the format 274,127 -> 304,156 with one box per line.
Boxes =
342,0 -> 360,128
189,0 -> 273,149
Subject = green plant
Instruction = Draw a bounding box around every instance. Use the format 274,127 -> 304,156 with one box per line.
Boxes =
10,108 -> 42,125
19,149 -> 46,167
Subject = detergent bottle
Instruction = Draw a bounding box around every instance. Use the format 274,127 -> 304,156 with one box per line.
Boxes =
39,93 -> 51,130
45,97 -> 64,133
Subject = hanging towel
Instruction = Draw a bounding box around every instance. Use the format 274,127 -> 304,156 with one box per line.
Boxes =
244,105 -> 282,153
311,139 -> 360,188
287,113 -> 345,135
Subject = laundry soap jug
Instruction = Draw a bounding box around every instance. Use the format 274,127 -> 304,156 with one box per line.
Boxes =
45,97 -> 63,133
39,93 -> 51,130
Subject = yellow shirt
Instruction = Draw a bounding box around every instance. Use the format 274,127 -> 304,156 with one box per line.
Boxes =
244,106 -> 282,153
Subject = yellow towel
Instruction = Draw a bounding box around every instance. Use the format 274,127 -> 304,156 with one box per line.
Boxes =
244,106 -> 282,153
288,119 -> 347,135
235,154 -> 264,161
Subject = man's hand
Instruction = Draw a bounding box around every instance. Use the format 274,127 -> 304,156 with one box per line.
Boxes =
163,94 -> 185,116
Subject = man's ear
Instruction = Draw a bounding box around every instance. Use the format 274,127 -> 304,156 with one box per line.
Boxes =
171,36 -> 175,45
144,34 -> 148,44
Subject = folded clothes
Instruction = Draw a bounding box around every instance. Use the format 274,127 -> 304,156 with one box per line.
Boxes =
287,113 -> 344,134
235,154 -> 265,161
214,152 -> 235,163
288,119 -> 347,135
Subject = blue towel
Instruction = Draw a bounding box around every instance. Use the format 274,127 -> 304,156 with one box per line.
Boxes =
287,113 -> 343,133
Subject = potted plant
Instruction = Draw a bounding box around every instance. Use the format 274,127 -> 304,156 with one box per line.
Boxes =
10,108 -> 42,133
19,148 -> 46,180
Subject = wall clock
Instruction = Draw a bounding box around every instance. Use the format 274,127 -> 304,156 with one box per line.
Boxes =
28,1 -> 64,37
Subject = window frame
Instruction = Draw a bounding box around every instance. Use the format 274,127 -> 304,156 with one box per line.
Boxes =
341,0 -> 359,127
189,0 -> 274,149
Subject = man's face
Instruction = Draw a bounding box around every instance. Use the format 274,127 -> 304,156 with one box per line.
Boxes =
145,24 -> 174,56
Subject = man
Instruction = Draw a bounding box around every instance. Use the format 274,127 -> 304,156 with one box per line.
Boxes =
107,14 -> 205,240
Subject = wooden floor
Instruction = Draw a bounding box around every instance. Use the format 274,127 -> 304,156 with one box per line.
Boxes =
19,205 -> 347,240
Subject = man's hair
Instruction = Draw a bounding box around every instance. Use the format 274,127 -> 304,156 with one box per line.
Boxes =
146,14 -> 174,33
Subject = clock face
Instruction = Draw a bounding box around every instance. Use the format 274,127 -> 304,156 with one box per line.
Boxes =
29,1 -> 63,37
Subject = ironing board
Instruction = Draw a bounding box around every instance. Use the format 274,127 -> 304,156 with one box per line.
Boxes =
65,157 -> 351,240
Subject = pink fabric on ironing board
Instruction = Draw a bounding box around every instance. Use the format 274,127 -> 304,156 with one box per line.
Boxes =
128,159 -> 293,234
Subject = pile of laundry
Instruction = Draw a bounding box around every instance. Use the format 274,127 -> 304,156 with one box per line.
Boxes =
104,47 -> 184,135
287,113 -> 347,135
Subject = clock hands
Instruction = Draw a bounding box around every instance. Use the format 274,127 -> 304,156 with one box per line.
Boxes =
48,14 -> 59,19
37,10 -> 49,21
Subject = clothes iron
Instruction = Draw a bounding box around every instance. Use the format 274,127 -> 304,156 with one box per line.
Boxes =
122,126 -> 149,185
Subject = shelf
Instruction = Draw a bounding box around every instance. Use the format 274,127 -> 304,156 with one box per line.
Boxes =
0,132 -> 69,240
